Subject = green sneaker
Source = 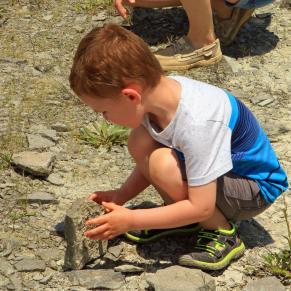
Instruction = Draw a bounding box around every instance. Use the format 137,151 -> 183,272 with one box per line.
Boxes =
124,223 -> 200,243
178,222 -> 245,270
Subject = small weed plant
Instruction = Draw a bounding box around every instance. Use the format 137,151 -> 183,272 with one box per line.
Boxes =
263,195 -> 291,280
79,120 -> 129,150
9,201 -> 37,232
0,152 -> 12,171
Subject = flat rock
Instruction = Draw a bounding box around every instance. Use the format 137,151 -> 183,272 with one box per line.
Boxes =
0,257 -> 15,276
14,257 -> 46,272
66,269 -> 125,290
37,248 -> 63,262
12,151 -> 56,177
64,199 -> 108,270
51,123 -> 69,132
9,273 -> 23,290
114,264 -> 144,273
27,134 -> 55,149
0,273 -> 9,288
46,173 -> 64,186
146,265 -> 216,291
243,276 -> 286,291
223,55 -> 242,73
29,125 -> 59,142
17,191 -> 57,204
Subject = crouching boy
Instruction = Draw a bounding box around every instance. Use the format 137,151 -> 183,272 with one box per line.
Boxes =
69,24 -> 288,270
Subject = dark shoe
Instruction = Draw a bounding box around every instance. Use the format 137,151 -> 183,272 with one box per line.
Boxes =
178,222 -> 245,270
124,223 -> 200,243
215,8 -> 255,46
154,37 -> 222,71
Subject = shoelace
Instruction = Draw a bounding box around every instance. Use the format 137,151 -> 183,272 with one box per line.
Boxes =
194,230 -> 226,256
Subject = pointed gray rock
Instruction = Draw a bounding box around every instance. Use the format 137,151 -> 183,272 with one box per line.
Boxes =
64,199 -> 108,270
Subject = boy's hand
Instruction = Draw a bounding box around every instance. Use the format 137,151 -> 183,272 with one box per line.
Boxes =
88,189 -> 121,205
84,201 -> 133,240
114,0 -> 135,18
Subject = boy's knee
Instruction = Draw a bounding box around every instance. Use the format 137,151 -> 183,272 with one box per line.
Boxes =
149,148 -> 177,183
128,126 -> 158,161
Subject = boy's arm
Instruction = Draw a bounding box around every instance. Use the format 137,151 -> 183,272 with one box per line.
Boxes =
85,180 -> 217,240
89,166 -> 149,206
117,165 -> 150,204
131,180 -> 217,229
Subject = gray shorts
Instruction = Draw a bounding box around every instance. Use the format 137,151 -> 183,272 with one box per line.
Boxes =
176,151 -> 270,221
225,0 -> 275,9
216,172 -> 269,221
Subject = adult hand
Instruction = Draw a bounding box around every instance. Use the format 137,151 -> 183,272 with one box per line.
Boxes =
114,0 -> 136,18
84,201 -> 133,240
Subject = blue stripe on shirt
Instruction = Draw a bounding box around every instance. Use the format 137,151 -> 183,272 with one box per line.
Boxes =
225,91 -> 288,204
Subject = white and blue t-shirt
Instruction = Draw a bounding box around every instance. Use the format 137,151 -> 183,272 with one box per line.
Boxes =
143,76 -> 288,204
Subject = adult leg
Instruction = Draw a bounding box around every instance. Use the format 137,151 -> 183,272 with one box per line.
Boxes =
212,0 -> 275,45
131,0 -> 181,8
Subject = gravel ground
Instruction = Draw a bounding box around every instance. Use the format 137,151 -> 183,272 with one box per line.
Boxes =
0,1 -> 290,290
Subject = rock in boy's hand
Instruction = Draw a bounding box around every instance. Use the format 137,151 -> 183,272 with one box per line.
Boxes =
84,201 -> 133,240
114,0 -> 135,18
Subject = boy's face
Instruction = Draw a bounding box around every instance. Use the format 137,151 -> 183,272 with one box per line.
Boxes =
80,92 -> 144,128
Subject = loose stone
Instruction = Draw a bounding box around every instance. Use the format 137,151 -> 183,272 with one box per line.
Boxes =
14,257 -> 46,272
114,264 -> 144,273
146,266 -> 216,291
243,276 -> 286,291
12,151 -> 56,177
64,199 -> 108,270
17,191 -> 58,204
66,269 -> 125,290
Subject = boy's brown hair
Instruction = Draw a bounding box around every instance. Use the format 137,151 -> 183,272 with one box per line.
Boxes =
69,23 -> 163,98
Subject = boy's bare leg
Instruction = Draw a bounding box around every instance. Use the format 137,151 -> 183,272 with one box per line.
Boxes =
128,126 -> 230,229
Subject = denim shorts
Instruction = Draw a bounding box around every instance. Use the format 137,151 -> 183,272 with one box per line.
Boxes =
225,0 -> 275,9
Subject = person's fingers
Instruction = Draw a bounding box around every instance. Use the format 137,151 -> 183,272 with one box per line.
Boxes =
85,215 -> 106,226
91,231 -> 115,240
88,193 -> 99,201
84,224 -> 108,238
102,201 -> 120,212
114,0 -> 128,18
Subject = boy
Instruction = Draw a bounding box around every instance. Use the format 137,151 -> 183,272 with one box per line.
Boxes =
69,24 -> 288,270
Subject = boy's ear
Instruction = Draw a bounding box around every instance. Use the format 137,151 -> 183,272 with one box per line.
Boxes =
121,84 -> 143,103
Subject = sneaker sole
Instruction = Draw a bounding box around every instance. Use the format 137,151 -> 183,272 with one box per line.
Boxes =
222,9 -> 255,46
178,241 -> 246,270
160,52 -> 223,72
124,224 -> 201,244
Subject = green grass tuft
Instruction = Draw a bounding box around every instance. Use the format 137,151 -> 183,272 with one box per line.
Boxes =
263,195 -> 291,280
0,152 -> 13,171
79,120 -> 129,150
